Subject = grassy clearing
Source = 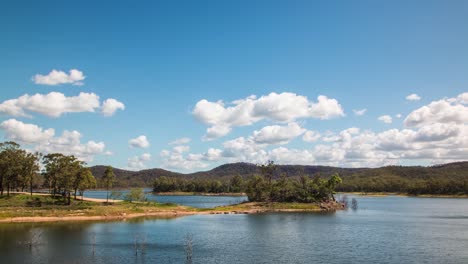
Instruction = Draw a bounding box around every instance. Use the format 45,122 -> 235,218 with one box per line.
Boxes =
0,194 -> 185,219
0,194 -> 336,222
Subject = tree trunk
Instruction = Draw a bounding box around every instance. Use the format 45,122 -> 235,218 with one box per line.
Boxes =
7,182 -> 10,196
106,186 -> 109,203
74,188 -> 77,200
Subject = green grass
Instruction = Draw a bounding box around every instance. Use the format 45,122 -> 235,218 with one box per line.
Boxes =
0,194 -> 185,219
0,194 -> 331,220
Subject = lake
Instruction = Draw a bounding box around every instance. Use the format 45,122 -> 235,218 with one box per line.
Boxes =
1,195 -> 468,263
82,189 -> 248,208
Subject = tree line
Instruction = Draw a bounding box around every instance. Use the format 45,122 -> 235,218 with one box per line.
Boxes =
337,174 -> 468,195
0,141 -> 116,204
154,161 -> 343,203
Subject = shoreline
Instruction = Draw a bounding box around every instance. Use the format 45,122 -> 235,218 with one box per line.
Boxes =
0,206 -> 335,224
339,192 -> 468,198
0,193 -> 343,223
153,191 -> 247,196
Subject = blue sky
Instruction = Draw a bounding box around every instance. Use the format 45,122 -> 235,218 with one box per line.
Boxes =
1,0 -> 468,172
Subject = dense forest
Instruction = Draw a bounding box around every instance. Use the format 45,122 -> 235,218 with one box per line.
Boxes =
153,161 -> 343,203
94,161 -> 468,195
337,164 -> 468,195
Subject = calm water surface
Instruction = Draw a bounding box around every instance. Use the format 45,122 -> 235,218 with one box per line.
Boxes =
1,195 -> 468,263
82,189 -> 248,208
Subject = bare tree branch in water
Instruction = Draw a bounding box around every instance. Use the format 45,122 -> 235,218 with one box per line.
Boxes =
338,195 -> 349,209
351,198 -> 358,210
90,232 -> 96,256
133,233 -> 147,257
18,229 -> 43,255
184,233 -> 193,264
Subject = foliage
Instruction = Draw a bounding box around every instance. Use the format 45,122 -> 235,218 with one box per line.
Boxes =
125,188 -> 146,203
152,161 -> 343,203
103,166 -> 115,203
43,153 -> 89,204
110,190 -> 123,200
153,176 -> 234,193
0,142 -> 41,196
0,141 -> 97,205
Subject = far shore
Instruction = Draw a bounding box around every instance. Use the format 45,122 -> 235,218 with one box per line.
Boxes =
338,192 -> 468,198
153,191 -> 247,196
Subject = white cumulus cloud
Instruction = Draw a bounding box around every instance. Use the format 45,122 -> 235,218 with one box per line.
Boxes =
378,115 -> 393,124
33,69 -> 85,86
0,119 -> 55,144
302,130 -> 321,143
0,92 -> 124,118
169,137 -> 191,145
193,92 -> 344,139
0,119 -> 108,162
404,93 -> 468,127
127,153 -> 152,170
252,122 -> 305,145
353,108 -> 367,116
128,135 -> 150,148
101,99 -> 125,116
406,93 -> 421,101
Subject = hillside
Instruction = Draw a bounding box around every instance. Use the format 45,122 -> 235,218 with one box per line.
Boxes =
90,161 -> 468,188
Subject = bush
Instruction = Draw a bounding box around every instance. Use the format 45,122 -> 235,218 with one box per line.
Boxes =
125,188 -> 146,203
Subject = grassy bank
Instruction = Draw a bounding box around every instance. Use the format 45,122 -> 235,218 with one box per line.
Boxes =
0,194 -> 191,219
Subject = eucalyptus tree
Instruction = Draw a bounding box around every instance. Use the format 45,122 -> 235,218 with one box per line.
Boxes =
77,168 -> 97,199
43,153 -> 84,204
43,153 -> 65,197
103,166 -> 115,203
22,152 -> 41,196
0,141 -> 23,196
229,175 -> 244,193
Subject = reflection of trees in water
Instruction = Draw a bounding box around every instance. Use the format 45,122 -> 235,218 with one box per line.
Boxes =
6,223 -> 198,263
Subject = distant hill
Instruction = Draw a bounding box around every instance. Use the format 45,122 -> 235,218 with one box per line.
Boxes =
90,161 -> 468,188
90,165 -> 183,187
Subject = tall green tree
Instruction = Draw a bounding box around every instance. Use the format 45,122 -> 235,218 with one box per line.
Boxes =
0,142 -> 23,196
23,152 -> 40,196
77,168 -> 97,199
43,153 -> 83,204
103,166 -> 115,203
229,175 -> 244,193
246,175 -> 268,202
43,153 -> 64,197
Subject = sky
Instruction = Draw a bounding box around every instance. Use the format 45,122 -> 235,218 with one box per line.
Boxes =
1,0 -> 468,172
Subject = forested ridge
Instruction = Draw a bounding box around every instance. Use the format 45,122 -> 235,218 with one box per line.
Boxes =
91,161 -> 468,195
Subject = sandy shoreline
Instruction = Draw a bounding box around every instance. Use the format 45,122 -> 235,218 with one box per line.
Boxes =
0,208 -> 330,223
0,192 -> 341,223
